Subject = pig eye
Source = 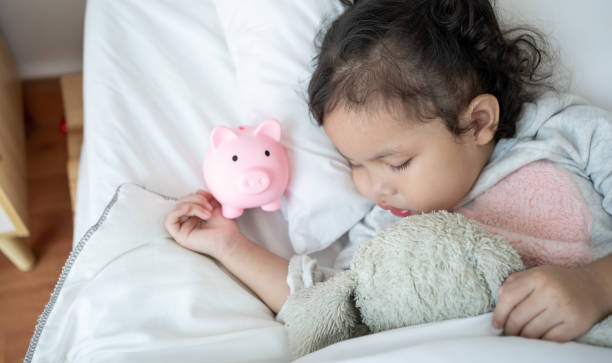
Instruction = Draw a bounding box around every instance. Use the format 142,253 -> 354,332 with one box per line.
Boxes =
232,155 -> 238,162
264,150 -> 270,157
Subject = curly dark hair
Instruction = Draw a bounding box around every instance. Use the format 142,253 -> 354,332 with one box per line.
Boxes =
308,0 -> 553,140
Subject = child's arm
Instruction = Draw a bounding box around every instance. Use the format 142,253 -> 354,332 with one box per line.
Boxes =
493,254 -> 612,341
216,234 -> 290,313
164,190 -> 289,313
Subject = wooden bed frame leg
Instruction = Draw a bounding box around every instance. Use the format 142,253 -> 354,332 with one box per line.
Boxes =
0,236 -> 36,271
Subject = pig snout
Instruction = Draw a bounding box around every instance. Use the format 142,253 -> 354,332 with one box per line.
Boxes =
237,168 -> 271,195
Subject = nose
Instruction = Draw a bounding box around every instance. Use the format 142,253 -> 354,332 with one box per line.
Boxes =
369,173 -> 395,198
237,168 -> 271,195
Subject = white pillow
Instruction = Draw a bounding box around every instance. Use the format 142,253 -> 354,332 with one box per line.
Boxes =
214,0 -> 373,255
27,184 -> 291,363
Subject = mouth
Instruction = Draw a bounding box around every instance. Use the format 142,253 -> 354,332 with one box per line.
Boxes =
378,204 -> 412,217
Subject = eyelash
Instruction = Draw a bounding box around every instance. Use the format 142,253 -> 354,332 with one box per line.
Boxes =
390,159 -> 411,172
348,159 -> 411,171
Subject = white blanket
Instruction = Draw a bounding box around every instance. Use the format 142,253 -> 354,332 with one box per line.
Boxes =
27,184 -> 612,362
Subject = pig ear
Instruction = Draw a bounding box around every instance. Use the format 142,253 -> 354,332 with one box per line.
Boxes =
210,126 -> 237,150
254,119 -> 281,142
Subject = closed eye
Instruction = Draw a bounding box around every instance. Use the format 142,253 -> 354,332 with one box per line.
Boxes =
390,159 -> 411,172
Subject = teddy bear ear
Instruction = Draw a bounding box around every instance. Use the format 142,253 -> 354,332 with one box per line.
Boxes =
277,271 -> 368,359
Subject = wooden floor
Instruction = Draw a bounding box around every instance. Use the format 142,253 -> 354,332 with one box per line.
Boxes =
0,79 -> 73,363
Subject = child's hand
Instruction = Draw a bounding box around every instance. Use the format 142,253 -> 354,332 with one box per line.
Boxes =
164,189 -> 242,260
493,265 -> 609,342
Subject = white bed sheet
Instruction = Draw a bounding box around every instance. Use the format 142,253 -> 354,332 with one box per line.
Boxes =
53,0 -> 612,362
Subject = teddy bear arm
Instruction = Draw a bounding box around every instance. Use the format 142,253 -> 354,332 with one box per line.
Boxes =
278,270 -> 367,358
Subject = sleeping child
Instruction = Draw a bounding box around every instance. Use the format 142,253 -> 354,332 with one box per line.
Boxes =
165,0 -> 612,343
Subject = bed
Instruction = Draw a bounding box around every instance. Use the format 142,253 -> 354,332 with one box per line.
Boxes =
25,1 -> 612,362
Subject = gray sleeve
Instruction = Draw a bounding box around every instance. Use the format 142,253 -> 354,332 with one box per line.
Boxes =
540,101 -> 612,214
578,108 -> 612,258
582,112 -> 612,216
539,100 -> 612,258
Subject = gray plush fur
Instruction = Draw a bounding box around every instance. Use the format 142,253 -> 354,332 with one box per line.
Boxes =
280,271 -> 369,357
280,211 -> 612,359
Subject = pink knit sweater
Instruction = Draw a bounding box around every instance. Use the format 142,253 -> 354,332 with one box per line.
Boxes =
458,160 -> 593,267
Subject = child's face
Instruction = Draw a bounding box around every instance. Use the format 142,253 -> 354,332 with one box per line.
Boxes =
323,106 -> 494,216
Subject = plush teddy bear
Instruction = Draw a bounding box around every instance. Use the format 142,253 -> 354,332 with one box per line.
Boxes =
278,211 -> 612,358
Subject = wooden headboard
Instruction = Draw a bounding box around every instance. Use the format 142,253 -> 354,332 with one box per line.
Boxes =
0,35 -> 28,237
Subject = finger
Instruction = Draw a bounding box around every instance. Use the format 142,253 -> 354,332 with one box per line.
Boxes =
178,216 -> 200,237
197,190 -> 222,209
165,204 -> 190,236
541,322 -> 571,342
188,193 -> 215,211
182,204 -> 212,221
493,275 -> 534,329
497,270 -> 527,295
177,193 -> 214,211
501,292 -> 544,336
519,309 -> 562,339
196,189 -> 213,198
502,291 -> 547,336
166,203 -> 211,241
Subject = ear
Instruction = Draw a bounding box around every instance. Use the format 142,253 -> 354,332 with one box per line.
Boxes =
210,126 -> 237,150
254,119 -> 281,142
462,94 -> 499,145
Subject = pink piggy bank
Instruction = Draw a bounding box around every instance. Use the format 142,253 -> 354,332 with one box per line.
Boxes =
203,119 -> 290,219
